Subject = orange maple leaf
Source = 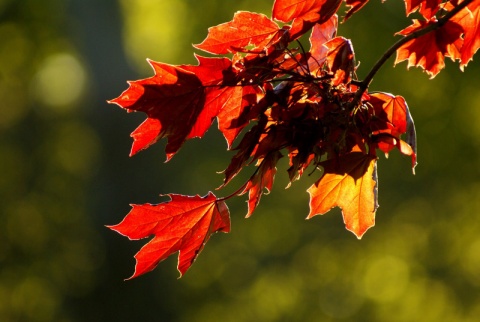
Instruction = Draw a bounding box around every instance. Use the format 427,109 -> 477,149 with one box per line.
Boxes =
307,153 -> 378,239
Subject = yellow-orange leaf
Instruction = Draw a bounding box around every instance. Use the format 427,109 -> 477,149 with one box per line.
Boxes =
307,153 -> 378,238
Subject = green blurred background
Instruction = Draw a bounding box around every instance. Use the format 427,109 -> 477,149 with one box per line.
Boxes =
1,0 -> 480,321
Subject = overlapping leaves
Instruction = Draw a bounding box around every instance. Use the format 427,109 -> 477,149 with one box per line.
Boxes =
396,0 -> 480,77
109,0 -> 477,278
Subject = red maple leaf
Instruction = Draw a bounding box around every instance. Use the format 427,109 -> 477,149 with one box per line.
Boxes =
272,0 -> 342,39
107,192 -> 230,278
395,18 -> 464,77
367,92 -> 417,170
308,14 -> 338,73
324,37 -> 356,85
404,0 -> 443,19
307,152 -> 378,239
221,120 -> 267,187
109,55 -> 263,160
110,60 -> 203,158
216,85 -> 261,148
194,11 -> 281,54
240,151 -> 283,217
369,92 -> 408,138
109,56 -> 227,159
450,0 -> 480,69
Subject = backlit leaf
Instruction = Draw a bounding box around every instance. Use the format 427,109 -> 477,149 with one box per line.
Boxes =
216,85 -> 261,148
109,55 -> 247,160
324,37 -> 356,85
108,192 -> 230,278
369,92 -> 417,170
308,14 -> 338,72
395,18 -> 463,77
307,153 -> 378,239
194,11 -> 280,54
272,0 -> 342,39
241,151 -> 282,217
450,0 -> 480,69
404,0 -> 442,19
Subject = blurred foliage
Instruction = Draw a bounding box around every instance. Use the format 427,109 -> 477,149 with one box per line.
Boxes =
0,0 -> 102,321
1,0 -> 480,321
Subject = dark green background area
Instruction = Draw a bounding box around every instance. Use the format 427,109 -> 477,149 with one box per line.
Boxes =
1,0 -> 480,321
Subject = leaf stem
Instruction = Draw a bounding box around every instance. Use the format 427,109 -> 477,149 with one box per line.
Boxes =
354,0 -> 474,102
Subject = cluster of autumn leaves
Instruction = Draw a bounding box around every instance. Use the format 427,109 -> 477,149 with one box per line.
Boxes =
109,0 -> 479,278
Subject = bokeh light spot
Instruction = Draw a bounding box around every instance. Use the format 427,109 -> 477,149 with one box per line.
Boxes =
461,238 -> 480,286
362,255 -> 410,302
120,0 -> 189,71
32,53 -> 87,110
